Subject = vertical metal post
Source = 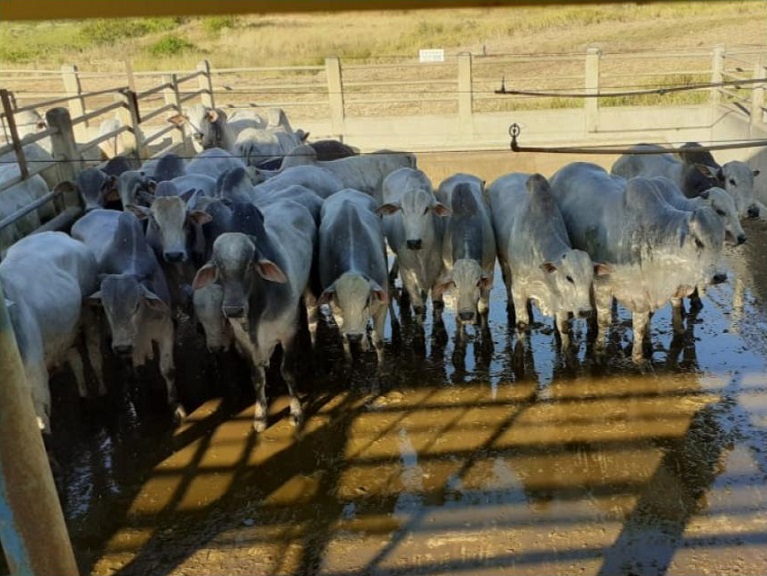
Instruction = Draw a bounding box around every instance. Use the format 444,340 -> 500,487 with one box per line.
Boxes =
457,52 -> 473,128
61,64 -> 88,140
0,286 -> 80,576
115,89 -> 144,161
163,74 -> 185,146
196,60 -> 215,109
750,55 -> 765,125
325,57 -> 345,139
0,89 -> 29,179
585,47 -> 602,134
46,107 -> 82,207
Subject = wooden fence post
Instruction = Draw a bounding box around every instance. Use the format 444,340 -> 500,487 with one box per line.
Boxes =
163,74 -> 184,145
458,52 -> 473,128
585,47 -> 601,134
196,60 -> 215,109
325,57 -> 345,138
45,107 -> 81,205
60,64 -> 88,140
0,89 -> 29,179
0,288 -> 80,576
750,55 -> 766,125
115,89 -> 145,160
711,45 -> 726,109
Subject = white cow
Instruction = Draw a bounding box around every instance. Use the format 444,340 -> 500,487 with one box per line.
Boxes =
192,200 -> 317,431
488,173 -> 607,350
550,162 -> 726,364
318,189 -> 389,364
377,167 -> 450,321
0,232 -> 100,432
433,173 -> 496,332
677,142 -> 764,219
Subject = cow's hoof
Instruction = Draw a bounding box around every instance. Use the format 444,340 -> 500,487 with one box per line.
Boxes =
253,418 -> 267,433
173,404 -> 187,424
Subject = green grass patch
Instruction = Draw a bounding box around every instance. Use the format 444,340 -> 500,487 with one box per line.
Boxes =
148,35 -> 196,58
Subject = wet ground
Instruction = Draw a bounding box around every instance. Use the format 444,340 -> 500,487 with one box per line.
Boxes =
42,214 -> 767,576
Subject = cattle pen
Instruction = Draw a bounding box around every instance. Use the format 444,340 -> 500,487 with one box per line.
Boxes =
2,10 -> 767,576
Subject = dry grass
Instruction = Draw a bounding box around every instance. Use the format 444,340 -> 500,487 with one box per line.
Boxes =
1,2 -> 764,71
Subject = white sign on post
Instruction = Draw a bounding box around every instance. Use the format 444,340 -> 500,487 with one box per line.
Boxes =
419,49 -> 445,63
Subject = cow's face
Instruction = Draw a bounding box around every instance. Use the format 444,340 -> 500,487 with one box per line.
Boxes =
721,162 -> 759,218
700,187 -> 746,245
543,249 -> 600,317
319,273 -> 387,338
193,282 -> 232,352
450,259 -> 490,324
686,206 -> 726,286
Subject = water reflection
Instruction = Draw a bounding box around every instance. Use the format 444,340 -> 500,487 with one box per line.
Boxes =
43,231 -> 767,576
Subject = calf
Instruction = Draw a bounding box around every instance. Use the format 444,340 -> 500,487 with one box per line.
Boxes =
488,173 -> 606,351
192,200 -> 317,431
318,189 -> 389,364
71,210 -> 185,422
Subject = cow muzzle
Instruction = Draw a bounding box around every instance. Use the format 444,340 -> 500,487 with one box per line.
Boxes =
113,344 -> 133,358
164,251 -> 187,263
223,305 -> 246,319
406,239 -> 422,250
458,311 -> 476,323
711,273 -> 728,285
346,332 -> 364,344
736,233 -> 747,246
747,204 -> 760,219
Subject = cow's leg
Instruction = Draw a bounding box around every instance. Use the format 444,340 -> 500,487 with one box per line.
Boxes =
66,346 -> 89,399
670,297 -> 685,336
388,257 -> 400,289
593,285 -> 613,354
631,311 -> 652,364
689,286 -> 703,311
251,364 -> 269,432
81,307 -> 107,396
555,310 -> 571,352
372,304 -> 387,366
512,288 -> 530,332
157,319 -> 186,423
279,332 -> 303,429
303,288 -> 319,348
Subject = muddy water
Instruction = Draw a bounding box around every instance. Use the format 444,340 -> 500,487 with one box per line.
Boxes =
44,216 -> 767,576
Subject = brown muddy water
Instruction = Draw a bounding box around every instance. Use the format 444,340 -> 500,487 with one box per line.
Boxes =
42,214 -> 767,576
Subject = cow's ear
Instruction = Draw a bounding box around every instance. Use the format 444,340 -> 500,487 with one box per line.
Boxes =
432,202 -> 451,217
192,263 -> 218,290
370,281 -> 389,305
433,273 -> 455,296
754,169 -> 761,178
317,284 -> 336,307
142,290 -> 170,314
188,210 -> 213,225
478,274 -> 493,290
167,113 -> 188,127
376,203 -> 400,216
178,188 -> 197,203
206,109 -> 219,123
126,204 -> 150,219
53,180 -> 78,199
541,262 -> 558,273
253,259 -> 287,283
699,189 -> 710,200
85,291 -> 103,307
594,263 -> 611,277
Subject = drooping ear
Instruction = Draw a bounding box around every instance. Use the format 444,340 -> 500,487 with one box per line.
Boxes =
432,202 -> 452,217
594,263 -> 611,277
192,263 -> 218,290
53,180 -> 78,200
753,169 -> 761,178
85,291 -> 103,307
540,262 -> 558,273
370,281 -> 389,305
253,259 -> 287,283
317,284 -> 336,307
699,188 -> 710,200
376,203 -> 401,216
141,287 -> 170,314
188,210 -> 213,225
206,109 -> 219,123
125,204 -> 151,219
433,272 -> 455,296
695,164 -> 720,181
478,274 -> 493,290
178,187 -> 197,203
167,113 -> 188,127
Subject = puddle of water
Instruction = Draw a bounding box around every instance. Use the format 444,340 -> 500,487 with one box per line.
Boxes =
39,219 -> 767,576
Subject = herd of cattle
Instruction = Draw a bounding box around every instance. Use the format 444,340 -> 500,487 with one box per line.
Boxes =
1,103 -> 765,437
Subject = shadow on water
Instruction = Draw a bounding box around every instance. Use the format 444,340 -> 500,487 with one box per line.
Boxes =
43,218 -> 767,576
